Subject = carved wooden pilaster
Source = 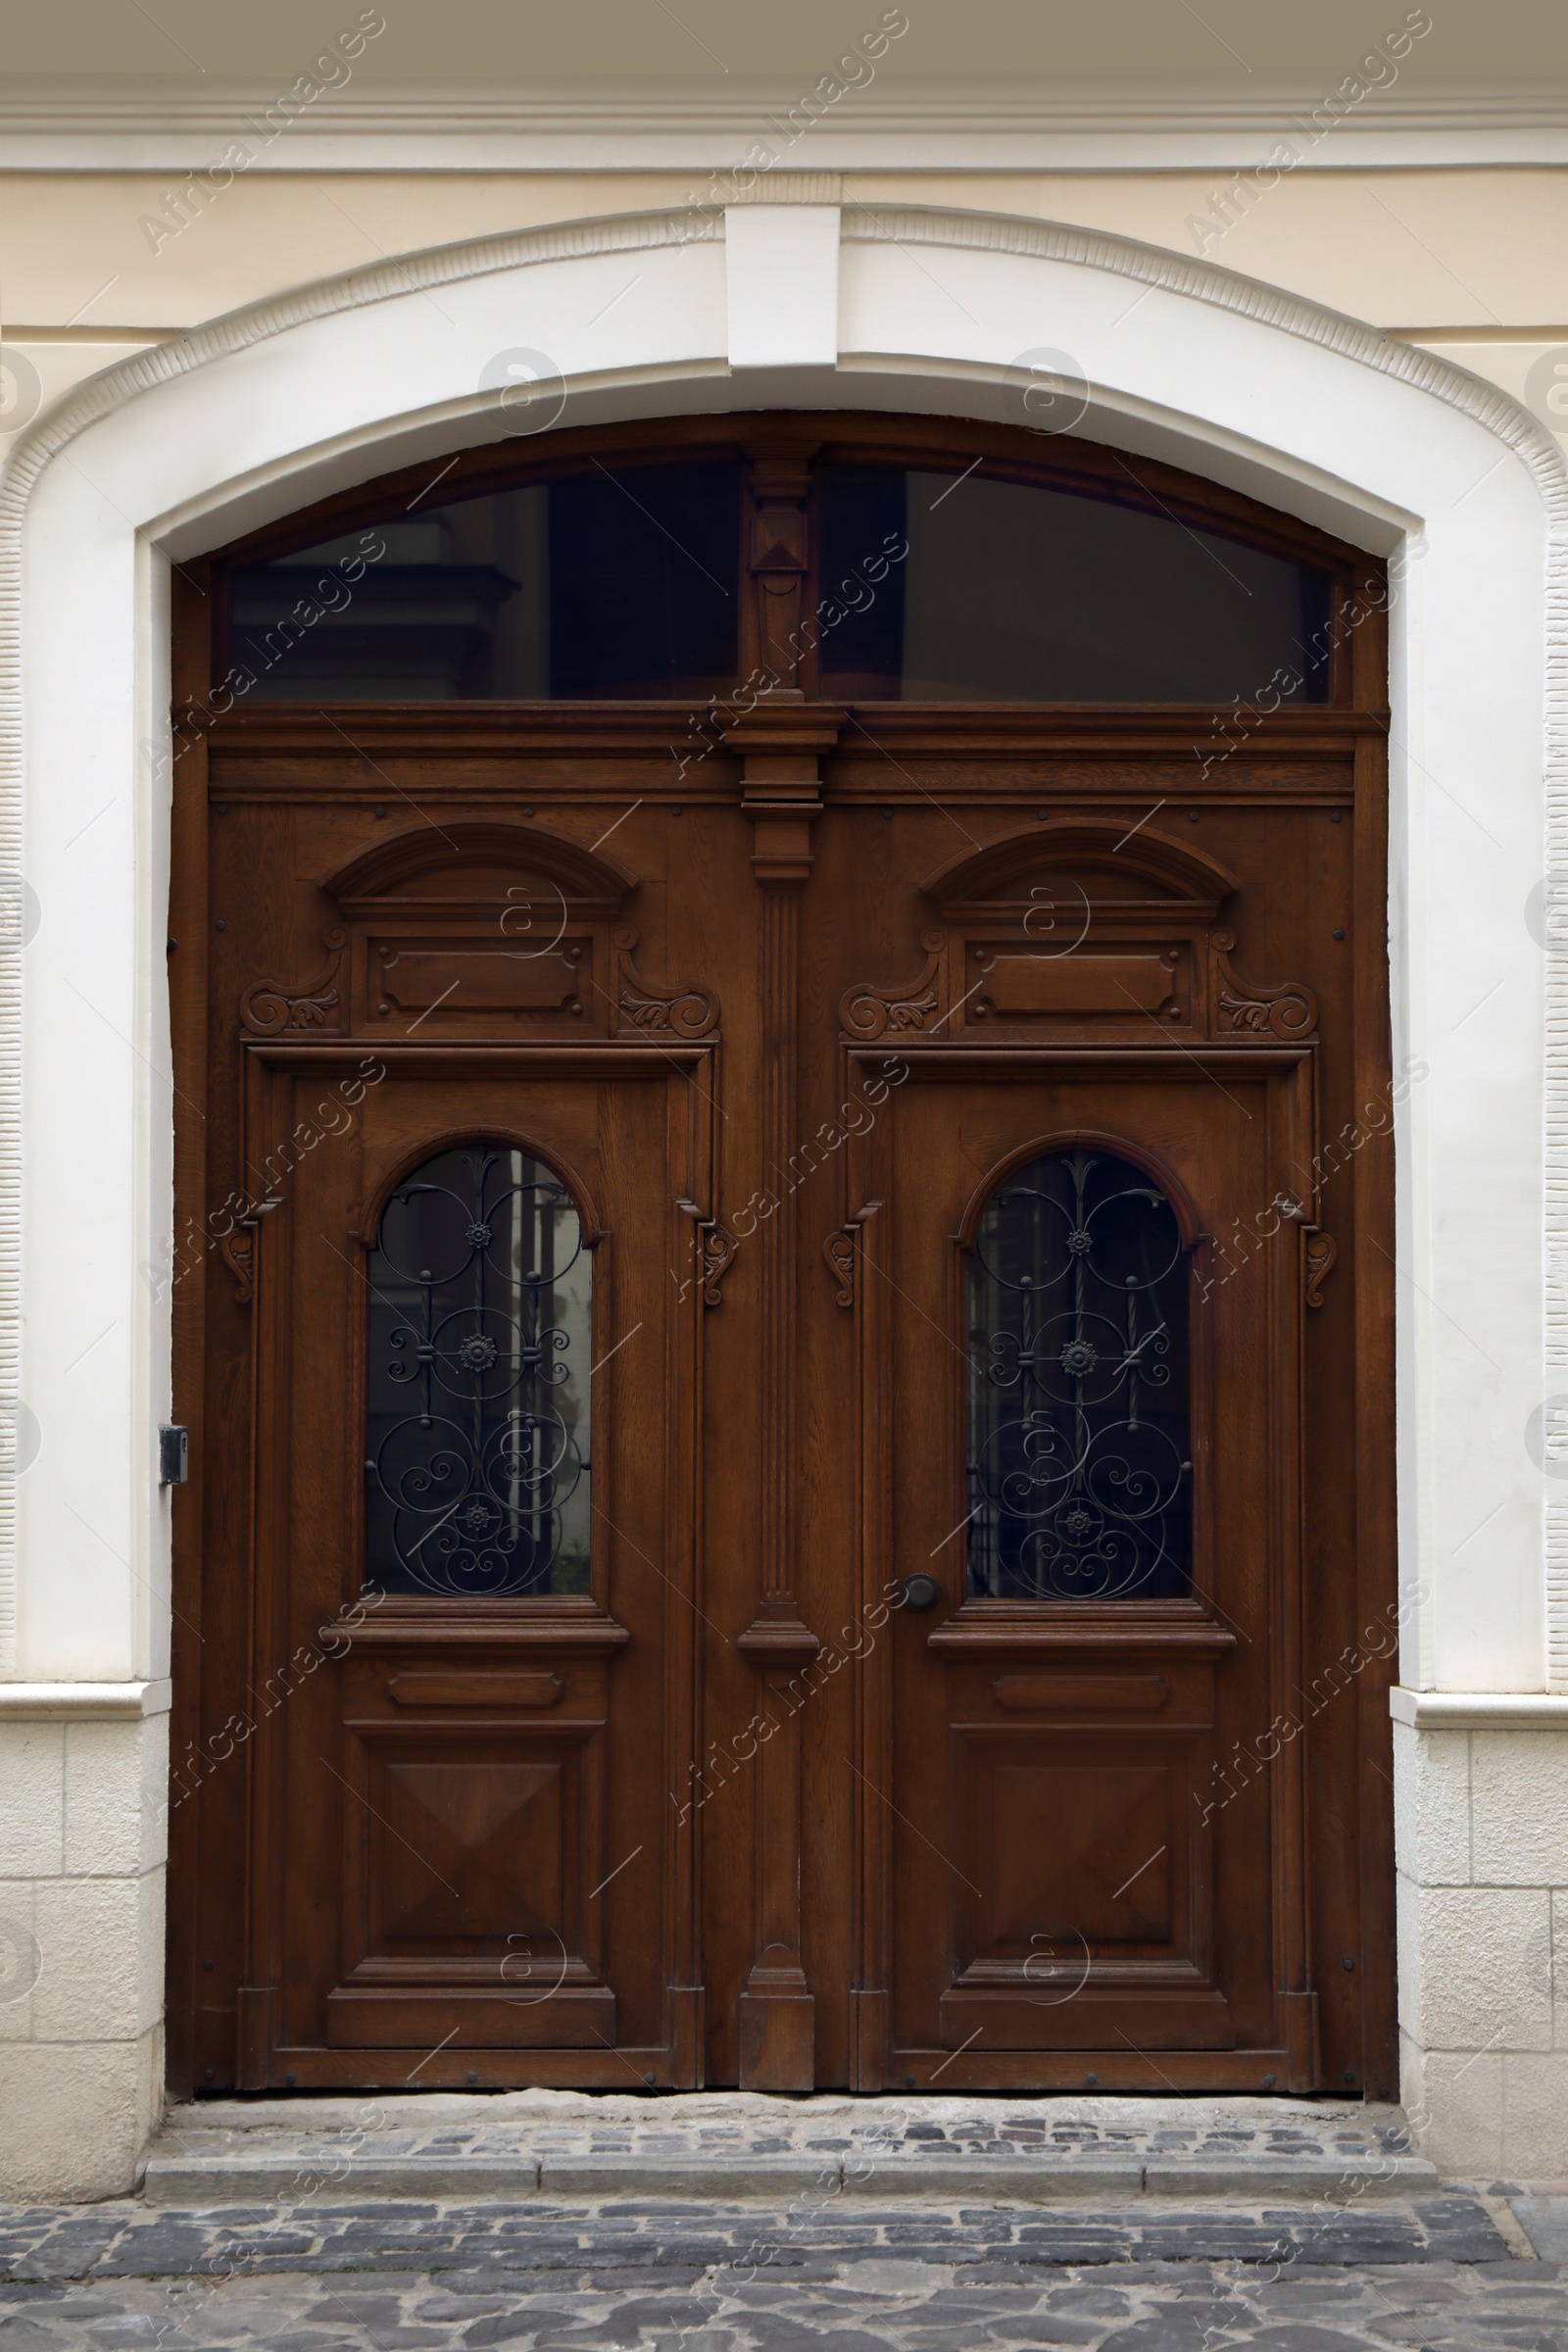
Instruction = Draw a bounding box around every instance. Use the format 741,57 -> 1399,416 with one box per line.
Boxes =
727,701 -> 845,2089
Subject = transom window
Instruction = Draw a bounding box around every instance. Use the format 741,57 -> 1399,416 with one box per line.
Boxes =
220,440 -> 1339,707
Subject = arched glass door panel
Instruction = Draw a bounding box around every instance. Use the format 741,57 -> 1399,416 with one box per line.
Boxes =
966,1148 -> 1192,1602
364,1146 -> 592,1597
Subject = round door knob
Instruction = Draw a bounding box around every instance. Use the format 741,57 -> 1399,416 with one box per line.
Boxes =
901,1573 -> 942,1613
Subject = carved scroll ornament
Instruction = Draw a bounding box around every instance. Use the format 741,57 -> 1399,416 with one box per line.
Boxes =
1209,928 -> 1319,1040
240,926 -> 348,1036
840,929 -> 947,1041
612,926 -> 719,1039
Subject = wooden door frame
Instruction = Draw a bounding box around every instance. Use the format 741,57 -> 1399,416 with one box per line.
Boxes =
166,411 -> 1396,2101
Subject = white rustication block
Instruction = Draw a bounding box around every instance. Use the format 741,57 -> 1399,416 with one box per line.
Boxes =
0,1723 -> 65,1877
1471,1730 -> 1568,1885
1393,1719 -> 1471,1886
1405,1884 -> 1552,2052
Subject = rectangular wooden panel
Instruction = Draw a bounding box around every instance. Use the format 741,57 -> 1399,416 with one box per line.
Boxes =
993,1674 -> 1171,1712
371,943 -> 587,1018
326,1988 -> 617,2047
388,1670 -> 564,1709
983,1756 -> 1174,1945
979,949 -> 1183,1018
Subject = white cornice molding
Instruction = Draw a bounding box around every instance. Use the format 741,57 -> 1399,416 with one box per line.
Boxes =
0,1679 -> 172,1717
5,78 -> 1568,172
1391,1688 -> 1568,1730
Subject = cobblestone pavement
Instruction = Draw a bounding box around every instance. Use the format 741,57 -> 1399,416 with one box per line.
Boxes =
4,2193 -> 1567,2350
3,2240 -> 1567,2349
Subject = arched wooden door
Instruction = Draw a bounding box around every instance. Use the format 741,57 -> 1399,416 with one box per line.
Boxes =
167,415 -> 1397,2097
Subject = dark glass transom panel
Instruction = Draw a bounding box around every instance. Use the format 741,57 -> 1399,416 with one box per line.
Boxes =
364,1147 -> 591,1597
230,460 -> 741,700
967,1150 -> 1192,1602
819,466 -> 1332,702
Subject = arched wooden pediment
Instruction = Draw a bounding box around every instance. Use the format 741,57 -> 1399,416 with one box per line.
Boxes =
921,820 -> 1240,921
320,819 -> 637,922
843,819 -> 1313,1045
235,818 -> 718,1044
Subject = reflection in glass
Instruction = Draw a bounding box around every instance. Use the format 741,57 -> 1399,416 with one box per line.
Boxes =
819,465 -> 1333,702
967,1150 -> 1192,1601
364,1147 -> 591,1596
230,461 -> 741,701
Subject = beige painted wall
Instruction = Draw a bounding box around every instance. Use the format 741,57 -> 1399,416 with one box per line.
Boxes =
5,168 -> 1568,450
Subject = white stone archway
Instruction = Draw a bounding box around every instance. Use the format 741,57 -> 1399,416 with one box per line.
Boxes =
2,194 -> 1564,2192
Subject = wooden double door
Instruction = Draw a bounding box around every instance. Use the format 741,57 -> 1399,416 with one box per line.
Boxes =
169,425 -> 1397,2100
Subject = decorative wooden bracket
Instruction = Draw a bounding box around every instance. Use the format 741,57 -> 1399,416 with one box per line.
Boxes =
612,927 -> 719,1039
678,1198 -> 738,1306
1209,928 -> 1319,1040
840,930 -> 947,1041
697,1220 -> 738,1306
240,926 -> 348,1036
1302,1226 -> 1337,1308
823,1225 -> 858,1307
219,1196 -> 281,1307
219,1226 -> 255,1305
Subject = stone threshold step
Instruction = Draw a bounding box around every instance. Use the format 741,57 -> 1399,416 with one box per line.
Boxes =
142,2090 -> 1435,2208
139,2150 -> 1438,2207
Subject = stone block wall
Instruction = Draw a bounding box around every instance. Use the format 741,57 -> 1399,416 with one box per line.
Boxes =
1396,1704 -> 1568,2180
0,1695 -> 169,2200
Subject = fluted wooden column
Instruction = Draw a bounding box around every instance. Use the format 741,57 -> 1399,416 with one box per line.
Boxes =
728,698 -> 844,2089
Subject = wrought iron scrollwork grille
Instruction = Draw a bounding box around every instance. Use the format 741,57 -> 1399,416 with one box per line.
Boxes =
364,1147 -> 591,1597
966,1149 -> 1192,1602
